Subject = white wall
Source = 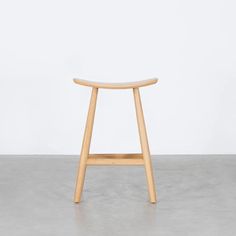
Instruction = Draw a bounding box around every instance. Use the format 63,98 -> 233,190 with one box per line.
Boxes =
0,0 -> 236,155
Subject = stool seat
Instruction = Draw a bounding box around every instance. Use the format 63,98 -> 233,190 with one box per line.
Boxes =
73,78 -> 158,89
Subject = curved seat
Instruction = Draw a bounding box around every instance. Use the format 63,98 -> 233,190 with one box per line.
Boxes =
73,78 -> 158,89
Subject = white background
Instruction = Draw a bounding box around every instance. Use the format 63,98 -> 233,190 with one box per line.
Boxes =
0,0 -> 235,155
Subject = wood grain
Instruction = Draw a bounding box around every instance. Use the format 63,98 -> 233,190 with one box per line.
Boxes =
73,78 -> 158,89
87,153 -> 144,165
74,88 -> 98,203
133,88 -> 157,203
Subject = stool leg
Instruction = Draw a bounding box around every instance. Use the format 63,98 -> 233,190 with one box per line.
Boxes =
74,88 -> 98,203
133,88 -> 157,203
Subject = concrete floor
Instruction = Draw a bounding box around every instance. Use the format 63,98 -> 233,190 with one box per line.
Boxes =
0,155 -> 236,236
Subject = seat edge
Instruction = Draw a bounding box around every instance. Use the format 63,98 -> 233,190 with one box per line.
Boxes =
73,78 -> 158,89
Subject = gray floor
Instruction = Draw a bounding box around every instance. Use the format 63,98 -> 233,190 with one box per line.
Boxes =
0,155 -> 236,236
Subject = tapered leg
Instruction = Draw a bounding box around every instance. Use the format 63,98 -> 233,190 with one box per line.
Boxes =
74,88 -> 98,203
133,88 -> 157,203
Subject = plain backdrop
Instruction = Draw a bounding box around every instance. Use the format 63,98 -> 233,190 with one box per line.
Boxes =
0,0 -> 236,155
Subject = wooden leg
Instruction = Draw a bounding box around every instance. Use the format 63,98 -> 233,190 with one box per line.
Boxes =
133,88 -> 157,203
74,88 -> 98,203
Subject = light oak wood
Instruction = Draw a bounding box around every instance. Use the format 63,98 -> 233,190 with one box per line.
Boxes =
87,153 -> 144,165
74,88 -> 98,203
133,88 -> 157,203
74,79 -> 157,203
73,78 -> 158,89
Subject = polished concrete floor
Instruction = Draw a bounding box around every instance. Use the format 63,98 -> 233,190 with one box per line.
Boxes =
0,155 -> 236,236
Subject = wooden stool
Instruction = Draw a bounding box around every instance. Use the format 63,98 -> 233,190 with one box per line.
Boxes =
73,78 -> 158,203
